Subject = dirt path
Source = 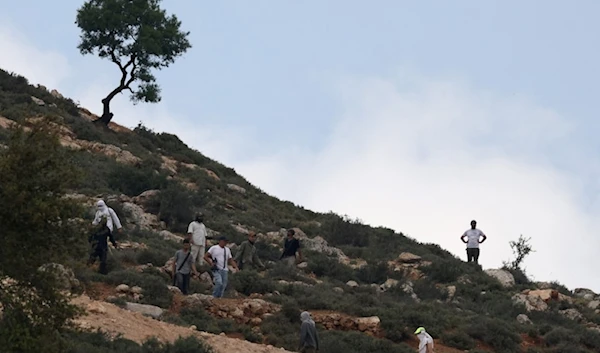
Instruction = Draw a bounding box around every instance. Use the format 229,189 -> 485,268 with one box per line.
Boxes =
72,295 -> 293,353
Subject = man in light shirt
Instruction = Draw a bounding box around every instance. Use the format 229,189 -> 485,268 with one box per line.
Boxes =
414,327 -> 434,353
204,236 -> 239,298
460,220 -> 487,264
188,213 -> 207,266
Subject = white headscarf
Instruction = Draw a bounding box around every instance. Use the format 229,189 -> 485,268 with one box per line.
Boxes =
92,200 -> 122,232
300,311 -> 315,326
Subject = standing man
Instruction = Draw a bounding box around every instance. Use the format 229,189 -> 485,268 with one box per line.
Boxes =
234,231 -> 265,271
204,236 -> 238,298
460,220 -> 487,264
414,327 -> 434,353
188,213 -> 207,266
280,229 -> 302,267
298,311 -> 319,353
171,239 -> 198,295
88,214 -> 118,275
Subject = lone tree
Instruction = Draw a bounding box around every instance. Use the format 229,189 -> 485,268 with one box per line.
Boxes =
75,0 -> 191,125
503,234 -> 534,271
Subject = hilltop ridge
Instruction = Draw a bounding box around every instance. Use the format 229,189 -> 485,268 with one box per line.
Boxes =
2,68 -> 600,353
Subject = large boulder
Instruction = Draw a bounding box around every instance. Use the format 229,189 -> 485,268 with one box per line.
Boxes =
133,190 -> 160,205
485,269 -> 515,288
397,252 -> 422,263
346,281 -> 359,288
227,184 -> 247,194
38,263 -> 80,293
184,293 -> 214,306
122,202 -> 159,229
517,314 -> 533,325
125,302 -> 164,319
512,293 -> 549,312
559,308 -> 584,322
588,300 -> 600,310
574,288 -> 597,300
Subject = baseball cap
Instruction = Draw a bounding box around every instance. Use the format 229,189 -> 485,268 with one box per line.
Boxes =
414,327 -> 425,334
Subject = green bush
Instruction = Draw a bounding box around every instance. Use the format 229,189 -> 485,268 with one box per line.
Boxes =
321,215 -> 370,247
441,331 -> 476,350
544,328 -> 579,347
466,317 -> 522,353
136,249 -> 170,267
412,279 -> 447,301
306,252 -> 353,282
156,181 -> 197,233
580,329 -> 600,350
231,270 -> 275,296
319,331 -> 413,353
107,162 -> 167,197
422,258 -> 462,283
104,270 -> 173,308
354,262 -> 389,284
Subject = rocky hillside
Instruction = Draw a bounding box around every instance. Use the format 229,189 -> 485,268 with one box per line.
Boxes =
2,68 -> 600,353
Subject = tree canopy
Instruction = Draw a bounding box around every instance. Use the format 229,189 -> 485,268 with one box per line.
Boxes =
75,0 -> 191,125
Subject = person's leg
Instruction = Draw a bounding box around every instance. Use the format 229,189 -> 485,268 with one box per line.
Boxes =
198,245 -> 206,266
182,273 -> 190,295
466,249 -> 473,263
175,273 -> 184,292
212,271 -> 223,298
99,248 -> 108,275
190,245 -> 200,263
220,270 -> 228,297
473,248 -> 480,264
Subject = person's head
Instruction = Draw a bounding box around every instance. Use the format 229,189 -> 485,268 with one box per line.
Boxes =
97,200 -> 107,212
218,236 -> 228,247
287,229 -> 295,238
414,327 -> 427,336
182,238 -> 191,251
195,212 -> 204,223
470,220 -> 477,229
248,231 -> 257,244
300,311 -> 312,323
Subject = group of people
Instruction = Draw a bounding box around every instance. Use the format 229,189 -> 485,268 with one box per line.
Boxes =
89,200 -> 485,353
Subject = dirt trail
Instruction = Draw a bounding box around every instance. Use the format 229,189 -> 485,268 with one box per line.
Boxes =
72,295 -> 292,353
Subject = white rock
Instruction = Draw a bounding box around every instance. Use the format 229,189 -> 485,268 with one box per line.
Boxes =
125,302 -> 164,319
346,280 -> 359,288
485,269 -> 515,287
588,300 -> 600,310
517,314 -> 532,325
116,284 -> 131,293
131,286 -> 143,295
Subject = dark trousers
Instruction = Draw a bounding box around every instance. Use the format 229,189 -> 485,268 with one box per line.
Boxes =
175,272 -> 191,295
89,247 -> 108,275
467,248 -> 480,264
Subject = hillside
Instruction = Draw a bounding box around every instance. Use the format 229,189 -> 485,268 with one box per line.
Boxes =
1,68 -> 600,353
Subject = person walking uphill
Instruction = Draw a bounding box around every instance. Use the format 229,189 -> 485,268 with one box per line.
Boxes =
172,239 -> 198,295
461,220 -> 487,264
204,236 -> 238,298
188,213 -> 207,266
235,231 -> 265,271
88,214 -> 118,275
280,229 -> 303,267
298,311 -> 319,353
414,327 -> 434,353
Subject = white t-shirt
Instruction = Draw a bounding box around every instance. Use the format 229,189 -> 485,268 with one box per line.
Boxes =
187,221 -> 207,246
463,228 -> 485,248
207,245 -> 232,271
418,333 -> 434,353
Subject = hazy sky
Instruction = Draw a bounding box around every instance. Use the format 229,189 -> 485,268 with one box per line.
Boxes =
2,0 -> 600,292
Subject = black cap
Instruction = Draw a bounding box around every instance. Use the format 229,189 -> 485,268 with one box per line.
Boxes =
218,236 -> 228,242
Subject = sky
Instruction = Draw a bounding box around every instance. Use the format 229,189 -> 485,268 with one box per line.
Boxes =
2,0 -> 600,292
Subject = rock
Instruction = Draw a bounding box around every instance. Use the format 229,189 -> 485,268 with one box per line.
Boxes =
122,202 -> 159,229
37,263 -> 80,292
346,281 -> 359,288
130,286 -> 143,295
380,278 -> 400,292
446,285 -> 457,300
133,190 -> 160,205
250,318 -> 263,326
232,224 -> 250,234
333,287 -> 344,294
50,89 -> 64,99
160,230 -> 184,243
201,168 -> 220,181
199,272 -> 213,285
485,269 -> 515,288
355,316 -> 380,332
31,96 -> 45,105
588,300 -> 600,310
297,262 -> 309,269
184,293 -> 214,306
78,141 -> 141,164
116,241 -> 148,251
574,288 -> 597,299
167,286 -> 182,295
125,302 -> 164,319
231,308 -> 244,319
87,302 -> 107,315
517,314 -> 532,325
190,325 -> 197,331
559,308 -> 584,322
398,252 -> 422,263
527,289 -> 573,303
116,284 -> 131,293
402,281 -> 420,302
512,293 -> 549,312
227,184 -> 247,194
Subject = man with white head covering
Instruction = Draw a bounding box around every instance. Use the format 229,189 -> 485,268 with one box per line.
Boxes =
89,200 -> 122,274
298,311 -> 319,353
414,327 -> 434,353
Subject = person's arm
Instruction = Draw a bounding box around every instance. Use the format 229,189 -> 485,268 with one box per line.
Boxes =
109,208 -> 122,232
108,229 -> 118,248
253,248 -> 265,269
233,242 -> 245,264
92,211 -> 101,226
172,254 -> 177,277
298,323 -> 307,351
460,232 -> 468,243
187,223 -> 195,245
479,232 -> 487,243
204,250 -> 214,267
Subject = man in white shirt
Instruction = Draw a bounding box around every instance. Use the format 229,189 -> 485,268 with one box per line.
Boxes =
204,236 -> 238,298
188,213 -> 207,266
460,220 -> 487,264
414,327 -> 434,353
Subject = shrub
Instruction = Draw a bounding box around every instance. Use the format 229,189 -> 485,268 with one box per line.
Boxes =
580,329 -> 600,350
156,182 -> 196,233
467,318 -> 522,353
230,270 -> 275,296
306,252 -> 353,282
107,163 -> 167,197
64,331 -> 213,353
354,262 -> 389,284
412,279 -> 447,301
441,331 -> 476,350
104,270 -> 173,308
319,331 -> 413,353
422,259 -> 462,283
321,214 -> 370,247
136,249 -> 170,267
544,328 -> 579,347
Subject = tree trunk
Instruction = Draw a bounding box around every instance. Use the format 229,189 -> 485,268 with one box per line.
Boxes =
95,92 -> 119,125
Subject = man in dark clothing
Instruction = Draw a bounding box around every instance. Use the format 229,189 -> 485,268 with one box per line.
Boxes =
234,232 -> 265,271
88,215 -> 118,275
280,229 -> 302,267
171,239 -> 198,295
299,311 -> 319,353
